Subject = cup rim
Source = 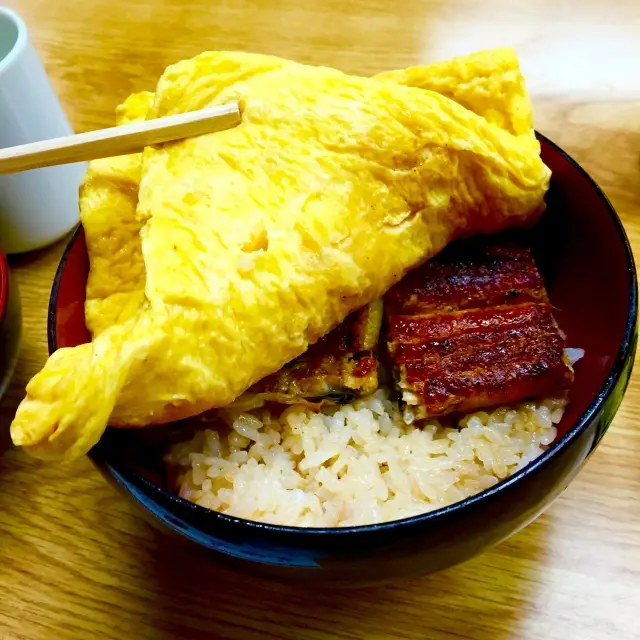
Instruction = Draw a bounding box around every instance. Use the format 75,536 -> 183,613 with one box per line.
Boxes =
0,7 -> 28,78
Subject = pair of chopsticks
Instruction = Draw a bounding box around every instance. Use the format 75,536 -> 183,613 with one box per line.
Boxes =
0,102 -> 241,175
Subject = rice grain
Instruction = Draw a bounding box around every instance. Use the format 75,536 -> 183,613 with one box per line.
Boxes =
165,390 -> 565,527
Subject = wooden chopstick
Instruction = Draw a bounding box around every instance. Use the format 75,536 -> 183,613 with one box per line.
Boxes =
0,102 -> 241,175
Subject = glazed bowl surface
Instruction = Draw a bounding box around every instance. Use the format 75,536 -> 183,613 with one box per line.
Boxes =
48,134 -> 638,586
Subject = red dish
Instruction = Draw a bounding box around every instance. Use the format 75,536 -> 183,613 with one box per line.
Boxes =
0,249 -> 21,402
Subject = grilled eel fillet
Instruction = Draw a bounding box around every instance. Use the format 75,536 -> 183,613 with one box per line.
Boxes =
384,240 -> 573,418
230,299 -> 383,411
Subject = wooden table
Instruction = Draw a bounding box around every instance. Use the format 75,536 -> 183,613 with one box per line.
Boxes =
1,1 -> 639,638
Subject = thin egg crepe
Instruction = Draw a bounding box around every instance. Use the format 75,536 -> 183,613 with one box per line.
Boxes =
11,48 -> 551,460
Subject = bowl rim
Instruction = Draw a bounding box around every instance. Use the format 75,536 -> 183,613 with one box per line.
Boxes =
48,133 -> 638,537
0,249 -> 7,326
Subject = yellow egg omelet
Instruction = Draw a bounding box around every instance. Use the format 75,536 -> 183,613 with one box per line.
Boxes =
10,48 -> 551,460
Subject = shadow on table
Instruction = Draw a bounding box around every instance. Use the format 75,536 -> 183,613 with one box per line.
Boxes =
0,399 -> 17,457
142,517 -> 550,640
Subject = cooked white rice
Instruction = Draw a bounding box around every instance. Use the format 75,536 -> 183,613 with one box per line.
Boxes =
165,389 -> 566,527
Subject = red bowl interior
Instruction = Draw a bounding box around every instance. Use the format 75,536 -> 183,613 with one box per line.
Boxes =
50,136 -> 637,443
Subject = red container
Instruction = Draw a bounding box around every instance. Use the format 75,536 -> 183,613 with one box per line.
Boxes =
0,250 -> 21,403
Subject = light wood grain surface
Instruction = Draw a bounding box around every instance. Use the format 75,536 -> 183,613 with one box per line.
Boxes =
1,1 -> 639,638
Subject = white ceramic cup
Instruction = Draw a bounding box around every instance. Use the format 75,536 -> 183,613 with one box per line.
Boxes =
0,7 -> 86,254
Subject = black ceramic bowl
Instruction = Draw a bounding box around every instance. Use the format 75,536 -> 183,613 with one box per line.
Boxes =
0,249 -> 21,403
48,135 -> 637,586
